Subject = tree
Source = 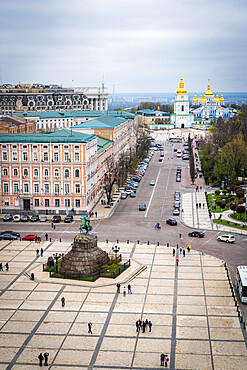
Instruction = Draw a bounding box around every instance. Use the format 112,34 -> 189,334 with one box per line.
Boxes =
236,205 -> 245,214
103,159 -> 119,205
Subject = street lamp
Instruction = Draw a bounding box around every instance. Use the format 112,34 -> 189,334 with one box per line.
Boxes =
112,245 -> 120,260
64,171 -> 69,215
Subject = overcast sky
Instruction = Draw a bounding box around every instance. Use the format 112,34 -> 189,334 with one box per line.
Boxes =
0,0 -> 246,93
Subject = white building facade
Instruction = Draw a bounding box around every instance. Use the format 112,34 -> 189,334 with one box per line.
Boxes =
170,78 -> 194,128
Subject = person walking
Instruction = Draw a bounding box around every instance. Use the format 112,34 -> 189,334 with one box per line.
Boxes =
136,320 -> 140,332
160,353 -> 165,366
45,233 -> 48,241
142,320 -> 146,333
148,320 -> 152,332
123,287 -> 126,297
176,258 -> 179,266
116,283 -> 120,293
183,249 -> 186,257
179,248 -> 182,254
88,322 -> 92,334
61,297 -> 65,307
164,354 -> 169,367
35,235 -> 38,243
44,352 -> 49,366
40,248 -> 43,257
5,263 -> 9,271
0,262 -> 3,271
127,284 -> 132,294
36,249 -> 39,257
173,249 -> 175,257
38,353 -> 44,367
95,211 -> 98,218
203,203 -> 205,208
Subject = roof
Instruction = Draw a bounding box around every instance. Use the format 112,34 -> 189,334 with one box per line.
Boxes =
97,137 -> 113,153
11,110 -> 135,120
74,115 -> 128,129
137,109 -> 170,117
0,129 -> 95,144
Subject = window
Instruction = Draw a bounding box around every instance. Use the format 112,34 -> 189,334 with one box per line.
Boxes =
2,152 -> 7,161
44,184 -> 50,193
44,169 -> 49,177
3,183 -> 9,193
55,199 -> 60,207
181,105 -> 184,112
23,169 -> 28,177
12,151 -> 18,161
54,184 -> 60,194
13,183 -> 19,193
34,184 -> 39,193
43,152 -> 48,161
33,151 -> 38,161
64,183 -> 70,194
35,199 -> 39,207
4,199 -> 9,206
64,152 -> 70,161
64,169 -> 70,177
24,183 -> 29,193
75,152 -> 80,161
45,199 -> 49,207
75,169 -> 80,177
3,168 -> 8,176
33,168 -> 39,177
23,152 -> 28,161
65,199 -> 70,207
75,184 -> 80,193
54,168 -> 59,177
76,199 -> 80,207
54,152 -> 59,161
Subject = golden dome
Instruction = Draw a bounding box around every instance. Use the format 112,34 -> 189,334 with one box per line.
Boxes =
176,77 -> 187,94
203,94 -> 208,101
199,94 -> 204,102
193,94 -> 198,103
214,94 -> 220,102
220,94 -> 224,102
205,82 -> 213,97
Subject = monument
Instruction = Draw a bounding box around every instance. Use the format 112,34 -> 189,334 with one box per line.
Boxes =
59,214 -> 109,278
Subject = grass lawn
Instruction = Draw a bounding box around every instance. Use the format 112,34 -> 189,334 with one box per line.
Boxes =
213,219 -> 247,231
207,193 -> 229,213
230,212 -> 247,222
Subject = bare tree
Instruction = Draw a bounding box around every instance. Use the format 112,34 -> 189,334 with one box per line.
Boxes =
103,158 -> 119,205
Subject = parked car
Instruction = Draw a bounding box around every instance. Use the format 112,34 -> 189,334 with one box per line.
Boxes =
130,192 -> 136,198
21,215 -> 30,222
139,203 -> 146,211
30,214 -> 39,222
0,233 -> 18,241
64,215 -> 74,223
182,155 -> 190,160
217,234 -> 235,243
188,231 -> 205,238
3,214 -> 13,222
22,233 -> 38,241
52,215 -> 61,223
150,180 -> 155,186
177,152 -> 181,157
0,230 -> 20,238
13,214 -> 21,222
121,193 -> 127,199
40,216 -> 48,222
174,148 -> 177,152
159,158 -> 163,162
174,201 -> 180,209
173,209 -> 180,216
166,218 -> 177,226
125,190 -> 132,196
160,152 -> 164,157
176,176 -> 181,182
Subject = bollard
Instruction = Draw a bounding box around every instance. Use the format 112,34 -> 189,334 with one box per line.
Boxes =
60,238 -> 61,243
177,244 -> 178,249
137,240 -> 139,244
243,322 -> 246,329
157,241 -> 160,246
148,241 -> 149,245
117,240 -> 118,244
167,243 -> 169,247
240,316 -> 243,323
50,238 -> 51,242
127,240 -> 129,244
106,239 -> 108,243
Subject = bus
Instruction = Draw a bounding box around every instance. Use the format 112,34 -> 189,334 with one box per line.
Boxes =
236,266 -> 247,303
169,137 -> 182,142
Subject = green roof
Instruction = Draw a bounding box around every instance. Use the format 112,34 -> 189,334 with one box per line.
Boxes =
97,137 -> 113,153
12,110 -> 135,120
137,109 -> 170,117
0,129 -> 95,144
74,115 -> 127,129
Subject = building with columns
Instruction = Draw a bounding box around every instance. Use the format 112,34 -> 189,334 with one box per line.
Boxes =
170,78 -> 194,128
0,83 -> 108,115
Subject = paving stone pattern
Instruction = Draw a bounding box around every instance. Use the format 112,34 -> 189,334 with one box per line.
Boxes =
0,239 -> 246,369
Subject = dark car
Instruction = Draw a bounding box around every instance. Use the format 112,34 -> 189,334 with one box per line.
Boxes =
188,231 -> 205,238
182,155 -> 190,160
3,214 -> 13,222
0,230 -> 20,238
139,203 -> 146,211
174,148 -> 177,152
52,215 -> 61,223
159,158 -> 163,162
30,214 -> 39,222
0,233 -> 18,241
21,215 -> 30,222
131,177 -> 141,183
166,218 -> 177,226
64,215 -> 74,223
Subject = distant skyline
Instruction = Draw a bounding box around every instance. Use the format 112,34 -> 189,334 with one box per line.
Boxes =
0,0 -> 246,93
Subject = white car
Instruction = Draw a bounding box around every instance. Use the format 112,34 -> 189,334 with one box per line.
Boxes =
173,209 -> 180,216
40,216 -> 48,222
150,180 -> 155,186
217,234 -> 235,243
177,152 -> 182,157
13,214 -> 21,222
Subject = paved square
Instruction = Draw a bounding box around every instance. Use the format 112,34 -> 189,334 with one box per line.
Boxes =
0,239 -> 246,369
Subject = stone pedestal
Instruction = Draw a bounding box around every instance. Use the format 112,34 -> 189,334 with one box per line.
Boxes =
59,234 -> 109,278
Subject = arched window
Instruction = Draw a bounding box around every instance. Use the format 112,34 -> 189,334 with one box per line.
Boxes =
3,168 -> 8,176
34,168 -> 39,177
44,168 -> 49,177
65,169 -> 70,178
54,168 -> 59,177
75,169 -> 80,177
13,168 -> 18,177
23,168 -> 28,177
181,105 -> 184,112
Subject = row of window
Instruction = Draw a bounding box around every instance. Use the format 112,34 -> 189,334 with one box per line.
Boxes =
3,198 -> 81,208
2,168 -> 81,178
2,151 -> 81,162
3,183 -> 82,194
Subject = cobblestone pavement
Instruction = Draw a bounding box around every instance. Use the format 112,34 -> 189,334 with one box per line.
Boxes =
0,239 -> 246,369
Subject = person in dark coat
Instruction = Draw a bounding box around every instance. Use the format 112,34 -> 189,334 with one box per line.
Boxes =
0,263 -> 3,271
44,352 -> 49,366
136,320 -> 140,332
173,249 -> 175,257
127,284 -> 132,294
40,248 -> 43,257
116,283 -> 120,293
88,322 -> 92,334
5,263 -> 9,271
183,249 -> 186,257
38,353 -> 44,367
160,353 -> 165,366
148,320 -> 152,332
45,233 -> 48,241
142,320 -> 146,333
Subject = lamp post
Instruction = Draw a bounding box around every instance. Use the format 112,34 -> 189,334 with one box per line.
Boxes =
65,171 -> 69,215
112,245 -> 120,260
